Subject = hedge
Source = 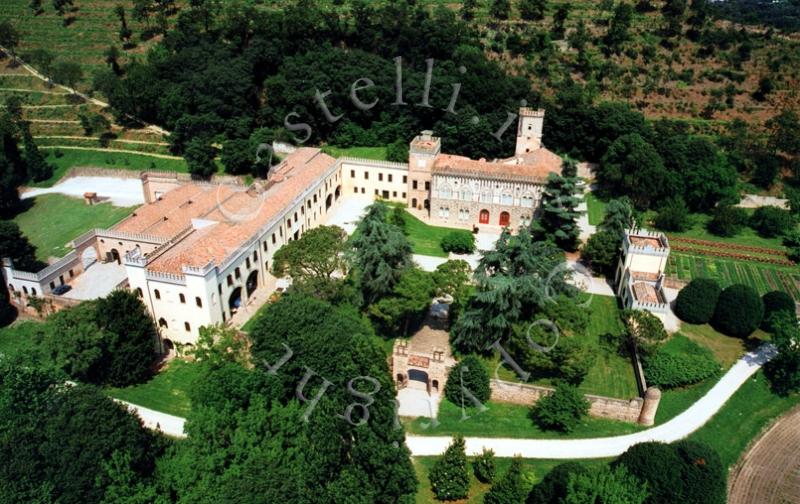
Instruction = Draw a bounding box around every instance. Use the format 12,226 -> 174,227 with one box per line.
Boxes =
643,341 -> 719,389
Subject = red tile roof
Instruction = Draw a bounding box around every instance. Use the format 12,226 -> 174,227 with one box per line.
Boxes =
433,148 -> 562,182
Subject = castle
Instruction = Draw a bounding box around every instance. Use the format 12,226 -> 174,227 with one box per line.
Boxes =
3,108 -> 566,349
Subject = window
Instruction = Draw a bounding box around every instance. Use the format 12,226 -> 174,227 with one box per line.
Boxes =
218,284 -> 222,294
272,233 -> 276,244
246,258 -> 251,269
287,219 -> 292,229
196,297 -> 202,308
154,289 -> 161,300
136,287 -> 143,297
263,241 -> 268,252
179,293 -> 186,303
364,172 -> 369,180
388,174 -> 393,182
378,173 -> 383,181
253,251 -> 257,262
403,175 -> 407,183
412,180 -> 418,190
313,194 -> 317,203
459,209 -> 469,221
350,170 -> 355,178
184,322 -> 191,332
294,212 -> 298,222
227,275 -> 233,286
438,207 -> 450,218
439,183 -> 452,199
425,181 -> 430,190
461,188 -> 472,201
361,188 -> 365,194
235,267 -> 241,279
402,192 -> 406,198
22,286 -> 28,295
393,191 -> 397,197
69,269 -> 74,278
521,194 -> 534,208
159,318 -> 168,328
501,192 -> 513,205
374,189 -> 379,195
480,190 -> 492,203
354,187 -> 358,193
49,281 -> 55,289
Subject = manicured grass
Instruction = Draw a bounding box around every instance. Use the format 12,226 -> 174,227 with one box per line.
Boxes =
0,320 -> 44,359
107,360 -> 200,418
484,295 -> 639,400
13,194 -> 135,261
585,192 -> 607,226
688,371 -> 800,469
677,322 -> 756,369
35,148 -> 188,187
404,399 -> 642,438
413,456 -> 610,504
666,253 -> 800,301
394,206 -> 473,258
321,145 -> 389,161
663,211 -> 793,251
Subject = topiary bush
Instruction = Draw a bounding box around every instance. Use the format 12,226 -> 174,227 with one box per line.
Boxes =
674,440 -> 727,504
674,278 -> 721,324
761,290 -> 796,332
483,457 -> 526,504
614,442 -> 683,504
472,448 -> 496,484
429,436 -> 470,501
643,343 -> 719,389
440,231 -> 476,254
529,384 -> 589,433
711,284 -> 764,338
444,355 -> 491,406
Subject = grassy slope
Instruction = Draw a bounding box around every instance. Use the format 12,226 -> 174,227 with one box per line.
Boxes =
688,371 -> 800,469
36,149 -> 188,187
0,320 -> 43,358
395,207 -> 472,258
13,194 -> 134,260
106,360 -> 200,418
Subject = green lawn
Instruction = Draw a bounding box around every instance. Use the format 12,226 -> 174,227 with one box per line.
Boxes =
0,320 -> 44,359
666,253 -> 800,301
321,145 -> 389,161
585,192 -> 608,226
107,360 -> 200,418
485,295 -> 639,400
13,194 -> 135,261
688,371 -> 800,469
393,206 -> 473,258
404,399 -> 641,439
413,456 -> 610,504
663,212 -> 793,251
36,148 -> 189,187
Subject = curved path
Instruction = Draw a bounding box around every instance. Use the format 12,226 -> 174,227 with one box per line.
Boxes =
123,345 -> 777,458
728,405 -> 800,504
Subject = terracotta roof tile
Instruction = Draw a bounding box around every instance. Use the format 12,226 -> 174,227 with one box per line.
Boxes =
433,149 -> 562,182
146,148 -> 337,275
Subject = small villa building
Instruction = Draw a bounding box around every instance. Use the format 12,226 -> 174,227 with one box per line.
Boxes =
615,230 -> 671,323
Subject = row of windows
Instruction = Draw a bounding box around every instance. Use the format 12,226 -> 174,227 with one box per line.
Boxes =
411,180 -> 431,191
8,284 -> 36,296
438,187 -> 535,208
138,287 -> 204,308
158,318 -> 192,333
351,169 -> 408,184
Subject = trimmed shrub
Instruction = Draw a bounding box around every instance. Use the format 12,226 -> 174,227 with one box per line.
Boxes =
440,231 -> 476,254
674,278 -> 721,324
445,355 -> 491,406
708,205 -> 748,237
429,436 -> 470,501
643,344 -> 719,389
529,384 -> 589,433
472,448 -> 496,484
614,442 -> 683,504
484,457 -> 526,504
761,290 -> 796,332
749,206 -> 795,238
527,462 -> 590,504
674,441 -> 726,504
711,284 -> 764,338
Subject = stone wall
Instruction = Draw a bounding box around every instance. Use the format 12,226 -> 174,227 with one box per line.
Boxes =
490,379 -> 645,424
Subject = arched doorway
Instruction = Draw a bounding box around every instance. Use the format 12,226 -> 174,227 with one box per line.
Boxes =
246,270 -> 258,297
499,211 -> 510,226
479,209 -> 490,224
407,368 -> 429,391
335,185 -> 341,201
158,317 -> 168,329
162,339 -> 174,356
325,194 -> 333,210
110,248 -> 121,264
228,286 -> 242,313
81,247 -> 97,269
